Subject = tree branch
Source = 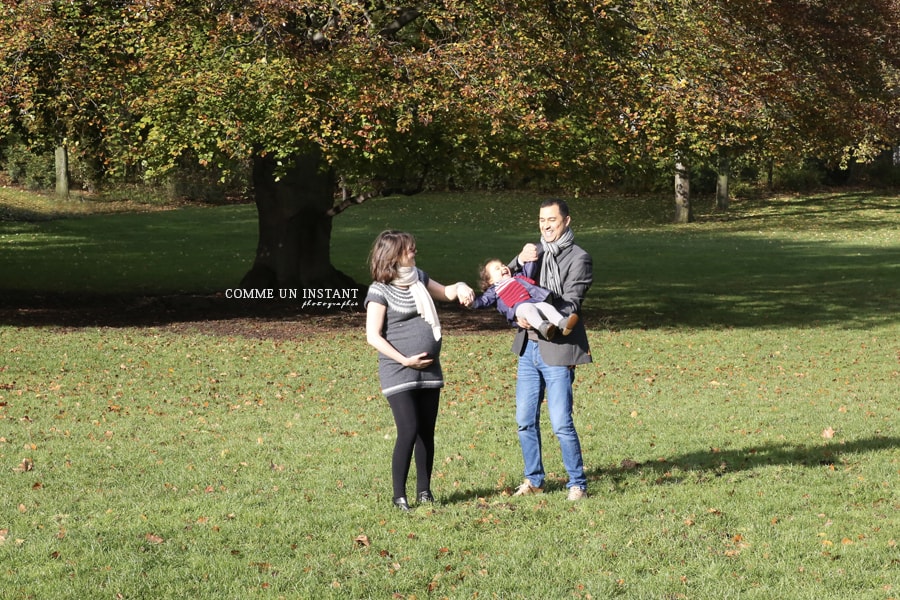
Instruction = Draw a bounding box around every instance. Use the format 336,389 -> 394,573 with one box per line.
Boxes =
326,189 -> 379,217
326,166 -> 430,217
379,8 -> 421,37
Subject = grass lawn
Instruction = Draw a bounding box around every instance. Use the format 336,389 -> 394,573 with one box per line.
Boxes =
0,187 -> 898,599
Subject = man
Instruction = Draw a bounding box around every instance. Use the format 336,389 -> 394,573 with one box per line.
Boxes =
508,198 -> 592,500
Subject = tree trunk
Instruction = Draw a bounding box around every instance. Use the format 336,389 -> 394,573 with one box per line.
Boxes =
55,146 -> 69,199
240,149 -> 358,291
716,155 -> 730,211
674,160 -> 693,223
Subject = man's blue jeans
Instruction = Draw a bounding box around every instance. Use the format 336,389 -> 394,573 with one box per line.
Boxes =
515,340 -> 587,489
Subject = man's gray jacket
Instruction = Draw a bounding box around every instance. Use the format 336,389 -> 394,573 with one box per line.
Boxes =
508,242 -> 592,366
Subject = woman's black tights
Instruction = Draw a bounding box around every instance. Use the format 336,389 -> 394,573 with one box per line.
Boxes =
387,388 -> 440,498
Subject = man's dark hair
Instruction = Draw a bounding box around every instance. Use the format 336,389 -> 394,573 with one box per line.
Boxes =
540,198 -> 569,218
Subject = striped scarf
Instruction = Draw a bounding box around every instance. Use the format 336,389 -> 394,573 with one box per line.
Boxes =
539,227 -> 574,295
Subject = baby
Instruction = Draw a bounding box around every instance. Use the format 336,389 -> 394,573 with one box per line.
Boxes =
470,258 -> 578,340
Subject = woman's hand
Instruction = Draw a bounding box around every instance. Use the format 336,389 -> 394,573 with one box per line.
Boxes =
455,282 -> 475,305
404,352 -> 435,369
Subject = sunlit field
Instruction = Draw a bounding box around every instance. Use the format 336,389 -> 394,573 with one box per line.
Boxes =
1,188 -> 897,599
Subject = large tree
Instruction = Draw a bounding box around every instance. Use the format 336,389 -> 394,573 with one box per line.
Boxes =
133,0 -> 635,289
3,0 -> 636,287
3,0 -> 898,279
621,0 -> 900,221
0,1 -> 149,186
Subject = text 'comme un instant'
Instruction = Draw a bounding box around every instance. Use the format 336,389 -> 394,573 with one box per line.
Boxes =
225,288 -> 360,308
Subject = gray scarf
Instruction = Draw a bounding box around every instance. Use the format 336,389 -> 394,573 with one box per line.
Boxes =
539,227 -> 574,295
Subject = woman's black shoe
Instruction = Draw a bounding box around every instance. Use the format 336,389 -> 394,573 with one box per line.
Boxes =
392,496 -> 411,511
416,490 -> 435,504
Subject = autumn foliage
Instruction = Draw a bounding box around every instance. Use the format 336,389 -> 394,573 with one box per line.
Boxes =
2,1 -> 897,190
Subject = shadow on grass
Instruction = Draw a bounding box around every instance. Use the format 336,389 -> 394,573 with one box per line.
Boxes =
592,435 -> 900,487
587,233 -> 899,330
1,191 -> 897,331
0,291 -> 513,337
702,191 -> 900,231
387,436 -> 899,506
1,229 -> 897,332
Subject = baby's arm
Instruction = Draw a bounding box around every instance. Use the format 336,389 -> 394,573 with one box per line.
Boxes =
470,286 -> 498,310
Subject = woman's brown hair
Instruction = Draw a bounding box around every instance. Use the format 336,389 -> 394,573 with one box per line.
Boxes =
369,230 -> 416,283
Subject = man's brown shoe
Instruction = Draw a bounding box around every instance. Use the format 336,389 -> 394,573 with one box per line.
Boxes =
512,480 -> 544,496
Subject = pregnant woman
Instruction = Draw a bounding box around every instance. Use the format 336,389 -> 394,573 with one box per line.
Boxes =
364,230 -> 474,511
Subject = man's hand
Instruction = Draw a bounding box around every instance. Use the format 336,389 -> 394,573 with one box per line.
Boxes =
518,243 -> 539,265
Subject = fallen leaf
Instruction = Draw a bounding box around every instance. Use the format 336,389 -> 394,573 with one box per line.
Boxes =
354,535 -> 370,547
13,458 -> 33,473
621,459 -> 641,470
822,427 -> 835,439
145,533 -> 164,544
